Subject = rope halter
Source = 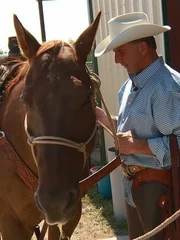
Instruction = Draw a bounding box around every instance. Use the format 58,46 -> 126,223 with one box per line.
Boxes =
24,115 -> 97,168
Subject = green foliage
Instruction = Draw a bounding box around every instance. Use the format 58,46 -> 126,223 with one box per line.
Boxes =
0,49 -> 7,56
0,49 -> 4,55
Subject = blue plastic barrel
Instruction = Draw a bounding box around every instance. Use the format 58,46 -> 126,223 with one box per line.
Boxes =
90,166 -> 112,198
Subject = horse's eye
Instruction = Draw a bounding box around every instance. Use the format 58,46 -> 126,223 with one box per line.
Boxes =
81,94 -> 91,108
20,92 -> 32,107
20,93 -> 24,103
81,85 -> 94,107
85,95 -> 91,103
20,93 -> 28,104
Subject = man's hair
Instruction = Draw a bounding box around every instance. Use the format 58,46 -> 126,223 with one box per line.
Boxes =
131,36 -> 157,50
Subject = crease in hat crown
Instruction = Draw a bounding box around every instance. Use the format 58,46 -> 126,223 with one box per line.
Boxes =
109,12 -> 148,39
95,12 -> 171,57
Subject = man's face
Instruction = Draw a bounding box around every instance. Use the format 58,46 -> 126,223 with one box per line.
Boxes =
113,42 -> 144,74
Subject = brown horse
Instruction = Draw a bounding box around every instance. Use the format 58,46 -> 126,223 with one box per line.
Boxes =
0,12 -> 101,240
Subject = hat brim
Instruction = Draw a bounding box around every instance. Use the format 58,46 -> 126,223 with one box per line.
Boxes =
95,24 -> 171,57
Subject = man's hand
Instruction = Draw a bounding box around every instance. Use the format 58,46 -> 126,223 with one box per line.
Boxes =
95,106 -> 117,135
116,130 -> 153,155
95,106 -> 106,127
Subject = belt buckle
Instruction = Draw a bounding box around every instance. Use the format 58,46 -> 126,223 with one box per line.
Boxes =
120,164 -> 133,179
126,165 -> 135,177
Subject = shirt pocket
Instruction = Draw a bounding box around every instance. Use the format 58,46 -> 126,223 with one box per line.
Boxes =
130,111 -> 155,138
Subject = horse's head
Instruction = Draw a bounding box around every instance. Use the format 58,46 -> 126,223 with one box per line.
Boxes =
13,12 -> 101,225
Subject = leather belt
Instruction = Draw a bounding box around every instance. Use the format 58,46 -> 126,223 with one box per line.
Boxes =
132,168 -> 171,188
120,163 -> 171,189
120,162 -> 147,178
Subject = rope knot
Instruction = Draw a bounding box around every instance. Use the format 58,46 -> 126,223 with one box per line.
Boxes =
90,72 -> 101,89
27,136 -> 34,145
78,144 -> 86,152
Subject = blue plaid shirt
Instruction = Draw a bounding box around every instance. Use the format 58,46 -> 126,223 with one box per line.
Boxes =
117,56 -> 180,206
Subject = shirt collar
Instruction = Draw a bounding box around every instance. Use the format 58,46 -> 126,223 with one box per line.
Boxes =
129,56 -> 164,89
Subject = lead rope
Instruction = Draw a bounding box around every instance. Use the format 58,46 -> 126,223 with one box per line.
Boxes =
87,67 -> 120,157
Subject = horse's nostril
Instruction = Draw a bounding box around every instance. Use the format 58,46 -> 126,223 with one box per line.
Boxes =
65,189 -> 78,212
35,193 -> 46,213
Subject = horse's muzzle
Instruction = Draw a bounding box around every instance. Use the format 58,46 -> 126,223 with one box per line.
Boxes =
34,188 -> 79,225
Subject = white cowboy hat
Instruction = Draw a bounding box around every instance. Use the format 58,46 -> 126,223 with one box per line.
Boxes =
95,12 -> 171,57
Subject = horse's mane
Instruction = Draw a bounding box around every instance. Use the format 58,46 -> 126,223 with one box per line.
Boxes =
37,40 -> 73,56
5,40 -> 74,94
6,58 -> 29,93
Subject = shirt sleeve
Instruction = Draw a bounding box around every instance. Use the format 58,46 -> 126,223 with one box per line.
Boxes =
147,88 -> 180,167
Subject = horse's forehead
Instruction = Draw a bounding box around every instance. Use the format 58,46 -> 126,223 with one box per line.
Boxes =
38,42 -> 77,63
24,41 -> 88,101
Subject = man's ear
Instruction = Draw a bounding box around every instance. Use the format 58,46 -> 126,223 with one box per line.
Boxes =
139,41 -> 148,56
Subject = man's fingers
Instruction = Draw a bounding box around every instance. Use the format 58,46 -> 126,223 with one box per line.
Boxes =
116,130 -> 132,137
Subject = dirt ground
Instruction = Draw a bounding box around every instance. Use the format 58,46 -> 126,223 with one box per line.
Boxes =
32,204 -> 117,240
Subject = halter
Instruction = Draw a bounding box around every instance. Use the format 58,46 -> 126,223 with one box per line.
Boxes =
24,115 -> 97,168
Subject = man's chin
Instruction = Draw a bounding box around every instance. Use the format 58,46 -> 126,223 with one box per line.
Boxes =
127,69 -> 136,74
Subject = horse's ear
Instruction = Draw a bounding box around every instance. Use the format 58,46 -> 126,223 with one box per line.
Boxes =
13,14 -> 41,60
74,11 -> 101,65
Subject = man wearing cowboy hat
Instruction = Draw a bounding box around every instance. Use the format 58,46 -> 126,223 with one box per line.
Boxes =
95,12 -> 180,239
